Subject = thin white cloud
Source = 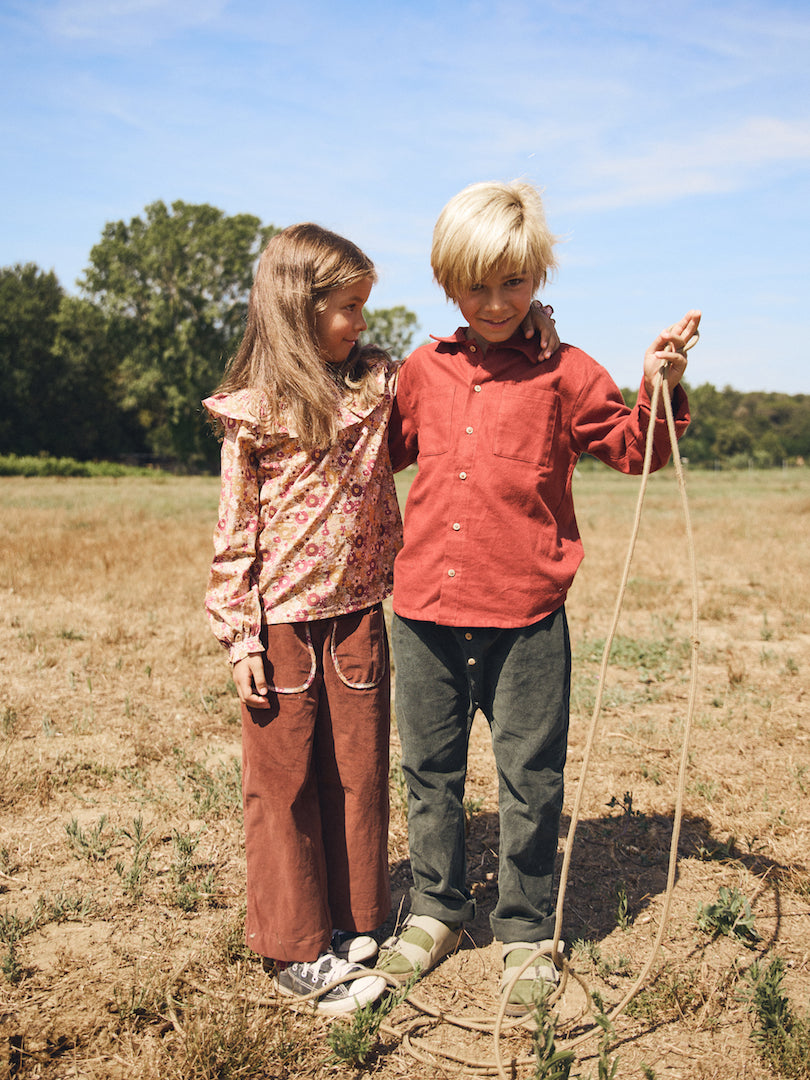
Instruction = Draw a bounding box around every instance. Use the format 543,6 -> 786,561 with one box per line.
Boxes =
558,116 -> 810,212
43,0 -> 226,42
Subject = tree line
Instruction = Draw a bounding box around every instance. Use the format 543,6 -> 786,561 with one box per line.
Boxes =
623,383 -> 809,468
1,200 -> 806,472
0,201 -> 418,472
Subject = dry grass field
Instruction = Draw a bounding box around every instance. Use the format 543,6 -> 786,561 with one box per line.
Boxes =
1,467 -> 808,1079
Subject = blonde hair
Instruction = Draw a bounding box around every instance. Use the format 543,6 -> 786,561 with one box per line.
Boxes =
215,223 -> 384,450
431,180 -> 558,299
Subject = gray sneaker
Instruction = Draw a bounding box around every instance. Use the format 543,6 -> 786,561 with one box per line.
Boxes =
330,929 -> 379,964
271,952 -> 386,1015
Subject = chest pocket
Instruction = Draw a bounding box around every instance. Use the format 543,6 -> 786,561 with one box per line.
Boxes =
492,388 -> 559,467
417,390 -> 455,457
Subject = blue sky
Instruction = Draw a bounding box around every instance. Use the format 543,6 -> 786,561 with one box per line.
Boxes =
2,0 -> 809,392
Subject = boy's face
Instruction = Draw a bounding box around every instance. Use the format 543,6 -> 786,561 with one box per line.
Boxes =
455,267 -> 534,349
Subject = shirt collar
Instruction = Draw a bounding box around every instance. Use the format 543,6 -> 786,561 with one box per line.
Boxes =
430,326 -> 550,365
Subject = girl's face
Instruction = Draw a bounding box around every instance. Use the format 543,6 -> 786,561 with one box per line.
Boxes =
315,277 -> 373,364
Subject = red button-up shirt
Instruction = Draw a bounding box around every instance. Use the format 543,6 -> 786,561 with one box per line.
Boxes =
388,329 -> 689,628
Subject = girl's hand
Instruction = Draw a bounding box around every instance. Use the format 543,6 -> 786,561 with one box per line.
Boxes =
643,309 -> 701,405
521,300 -> 560,360
232,654 -> 270,708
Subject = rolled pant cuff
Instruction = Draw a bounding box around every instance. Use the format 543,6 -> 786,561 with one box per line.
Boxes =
409,888 -> 475,926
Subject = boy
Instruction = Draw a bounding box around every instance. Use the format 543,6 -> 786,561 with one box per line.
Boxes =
380,179 -> 700,1014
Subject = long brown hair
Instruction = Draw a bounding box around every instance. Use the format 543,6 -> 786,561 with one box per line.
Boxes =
215,223 -> 385,449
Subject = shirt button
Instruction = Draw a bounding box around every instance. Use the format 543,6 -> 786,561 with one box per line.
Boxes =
467,657 -> 476,666
465,426 -> 473,434
459,472 -> 467,480
465,632 -> 473,640
452,522 -> 460,531
474,385 -> 482,392
470,344 -> 477,352
447,568 -> 456,577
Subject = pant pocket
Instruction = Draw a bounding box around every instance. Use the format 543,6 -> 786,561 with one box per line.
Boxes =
263,622 -> 317,693
330,604 -> 388,689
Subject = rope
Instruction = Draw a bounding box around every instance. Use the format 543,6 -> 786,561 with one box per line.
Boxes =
519,338 -> 701,1068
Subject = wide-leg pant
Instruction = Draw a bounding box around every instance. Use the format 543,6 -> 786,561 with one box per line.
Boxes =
241,604 -> 391,963
392,607 -> 570,944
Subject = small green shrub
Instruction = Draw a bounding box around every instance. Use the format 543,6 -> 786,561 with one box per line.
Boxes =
696,886 -> 759,945
327,975 -> 417,1067
530,984 -> 575,1079
743,958 -> 810,1078
173,749 -> 242,818
65,815 -> 115,861
115,815 -> 155,899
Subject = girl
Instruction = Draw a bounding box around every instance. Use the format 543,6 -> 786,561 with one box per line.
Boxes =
204,223 -> 401,1014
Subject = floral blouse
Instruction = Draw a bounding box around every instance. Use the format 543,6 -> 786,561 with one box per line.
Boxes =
204,358 -> 403,663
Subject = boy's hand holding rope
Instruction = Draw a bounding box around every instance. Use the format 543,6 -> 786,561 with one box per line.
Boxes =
644,309 -> 701,413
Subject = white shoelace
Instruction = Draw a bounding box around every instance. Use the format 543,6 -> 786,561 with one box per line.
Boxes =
296,953 -> 355,987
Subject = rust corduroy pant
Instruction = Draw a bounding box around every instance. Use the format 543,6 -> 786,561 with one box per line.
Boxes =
240,604 -> 391,963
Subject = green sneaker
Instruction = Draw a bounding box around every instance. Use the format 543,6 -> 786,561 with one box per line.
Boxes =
501,939 -> 564,1016
377,913 -> 462,983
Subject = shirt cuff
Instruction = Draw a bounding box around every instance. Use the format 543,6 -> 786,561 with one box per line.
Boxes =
229,637 -> 265,665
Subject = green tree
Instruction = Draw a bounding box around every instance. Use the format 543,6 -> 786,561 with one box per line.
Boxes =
363,305 -> 420,361
80,200 -> 276,467
0,264 -> 65,455
51,296 -> 146,459
679,382 -> 725,465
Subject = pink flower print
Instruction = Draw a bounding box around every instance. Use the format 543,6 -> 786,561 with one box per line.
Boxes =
350,483 -> 364,497
305,543 -> 320,557
295,511 -> 309,524
307,592 -> 321,606
306,493 -> 321,508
